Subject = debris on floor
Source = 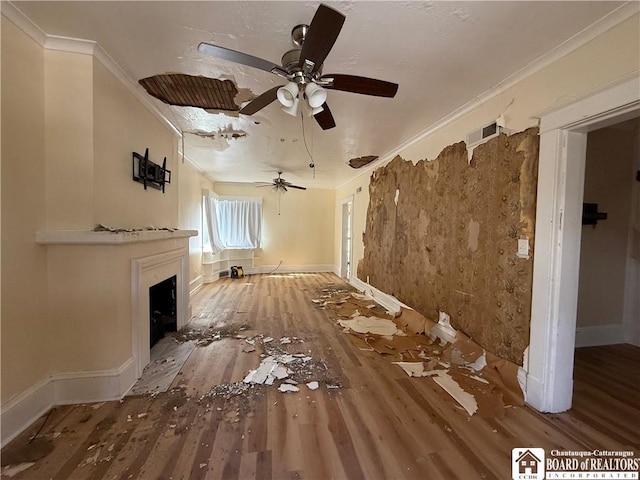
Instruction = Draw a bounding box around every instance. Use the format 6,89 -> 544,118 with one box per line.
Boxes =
315,284 -> 524,417
1,462 -> 35,478
338,316 -> 402,336
240,336 -> 329,394
278,384 -> 300,393
173,323 -> 253,346
431,370 -> 478,416
128,337 -> 196,396
0,434 -> 54,478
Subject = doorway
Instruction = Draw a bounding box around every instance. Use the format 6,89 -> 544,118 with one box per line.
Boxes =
575,118 -> 640,347
527,76 -> 640,413
341,196 -> 354,278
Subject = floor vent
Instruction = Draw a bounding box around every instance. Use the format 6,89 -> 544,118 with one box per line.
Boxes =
219,270 -> 230,278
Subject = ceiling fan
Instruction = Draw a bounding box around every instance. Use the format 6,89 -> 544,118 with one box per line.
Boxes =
198,4 -> 398,130
255,171 -> 307,192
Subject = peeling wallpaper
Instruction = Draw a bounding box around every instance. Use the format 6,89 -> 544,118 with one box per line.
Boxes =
358,128 -> 539,364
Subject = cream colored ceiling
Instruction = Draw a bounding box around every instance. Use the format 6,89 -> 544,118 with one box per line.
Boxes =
13,1 -> 626,188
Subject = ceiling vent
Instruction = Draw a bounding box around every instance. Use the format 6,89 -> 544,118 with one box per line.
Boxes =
467,120 -> 509,148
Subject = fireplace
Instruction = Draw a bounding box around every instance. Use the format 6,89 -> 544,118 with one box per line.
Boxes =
149,275 -> 177,348
132,246 -> 190,378
34,229 -> 197,404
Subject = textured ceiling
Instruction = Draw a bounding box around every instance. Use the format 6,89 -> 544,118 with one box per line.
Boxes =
13,1 -> 627,188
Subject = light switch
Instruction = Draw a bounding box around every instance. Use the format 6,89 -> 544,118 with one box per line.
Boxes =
517,238 -> 530,258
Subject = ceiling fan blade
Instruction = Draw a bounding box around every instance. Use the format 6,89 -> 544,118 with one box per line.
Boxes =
314,102 -> 336,130
240,86 -> 280,115
198,42 -> 288,78
254,182 -> 275,187
282,180 -> 308,190
299,4 -> 345,74
321,74 -> 398,97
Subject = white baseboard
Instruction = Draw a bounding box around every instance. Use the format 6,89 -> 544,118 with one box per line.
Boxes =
202,265 -> 336,281
202,273 -> 220,284
1,357 -> 136,447
52,357 -> 137,404
0,379 -> 54,448
347,276 -> 409,314
189,275 -> 203,296
575,324 -> 626,348
626,324 -> 640,347
248,264 -> 336,274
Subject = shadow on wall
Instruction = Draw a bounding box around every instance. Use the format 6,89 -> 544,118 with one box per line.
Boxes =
358,128 -> 539,365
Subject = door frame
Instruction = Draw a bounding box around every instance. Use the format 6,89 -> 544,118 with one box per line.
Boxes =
526,75 -> 640,412
340,195 -> 354,278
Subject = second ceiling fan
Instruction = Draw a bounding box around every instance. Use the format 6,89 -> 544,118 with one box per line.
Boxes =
198,3 -> 398,130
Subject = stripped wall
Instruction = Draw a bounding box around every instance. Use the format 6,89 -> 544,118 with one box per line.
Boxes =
358,128 -> 539,364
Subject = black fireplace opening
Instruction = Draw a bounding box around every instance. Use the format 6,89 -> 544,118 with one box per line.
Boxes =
149,275 -> 177,348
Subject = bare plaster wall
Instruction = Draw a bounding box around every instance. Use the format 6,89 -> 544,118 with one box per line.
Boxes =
336,14 -> 638,366
358,129 -> 539,364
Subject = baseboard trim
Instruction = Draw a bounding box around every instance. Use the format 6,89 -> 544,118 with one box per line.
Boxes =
248,264 -> 336,275
575,324 -> 626,348
347,276 -> 409,314
1,358 -> 136,447
0,379 -> 54,448
189,275 -> 203,296
52,357 -> 137,405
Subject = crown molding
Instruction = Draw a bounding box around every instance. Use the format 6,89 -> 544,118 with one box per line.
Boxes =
2,1 -> 181,138
1,1 -> 47,45
336,2 -> 640,190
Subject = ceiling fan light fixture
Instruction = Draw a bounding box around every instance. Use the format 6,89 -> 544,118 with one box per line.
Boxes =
305,83 -> 327,108
310,105 -> 324,116
281,96 -> 299,116
277,82 -> 299,107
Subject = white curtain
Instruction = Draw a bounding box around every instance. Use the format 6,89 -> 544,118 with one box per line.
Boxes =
204,196 -> 262,253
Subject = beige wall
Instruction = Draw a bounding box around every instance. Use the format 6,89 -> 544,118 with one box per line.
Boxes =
44,50 -> 94,229
336,14 -> 640,288
577,119 -> 640,328
179,160 -> 212,283
214,183 -> 335,268
1,15 -> 212,407
93,59 -> 179,229
1,17 -> 50,404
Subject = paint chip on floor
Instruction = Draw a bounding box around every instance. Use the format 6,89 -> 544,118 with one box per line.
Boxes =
278,384 -> 300,393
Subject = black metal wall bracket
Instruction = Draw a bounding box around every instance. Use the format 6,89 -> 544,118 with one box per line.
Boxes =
132,148 -> 171,193
582,203 -> 607,226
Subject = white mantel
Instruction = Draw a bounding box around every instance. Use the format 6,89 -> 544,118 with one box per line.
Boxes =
36,229 -> 197,245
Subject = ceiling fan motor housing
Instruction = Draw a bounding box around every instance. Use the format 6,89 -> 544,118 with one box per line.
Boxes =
281,49 -> 302,73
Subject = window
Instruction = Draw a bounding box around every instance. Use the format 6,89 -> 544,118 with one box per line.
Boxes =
204,196 -> 262,253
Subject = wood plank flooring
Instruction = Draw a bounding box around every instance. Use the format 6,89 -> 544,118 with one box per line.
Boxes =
2,273 -> 639,479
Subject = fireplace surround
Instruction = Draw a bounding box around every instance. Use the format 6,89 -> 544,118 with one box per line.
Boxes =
35,228 -> 197,389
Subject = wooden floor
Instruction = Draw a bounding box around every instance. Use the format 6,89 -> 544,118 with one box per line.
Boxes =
2,273 -> 639,479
